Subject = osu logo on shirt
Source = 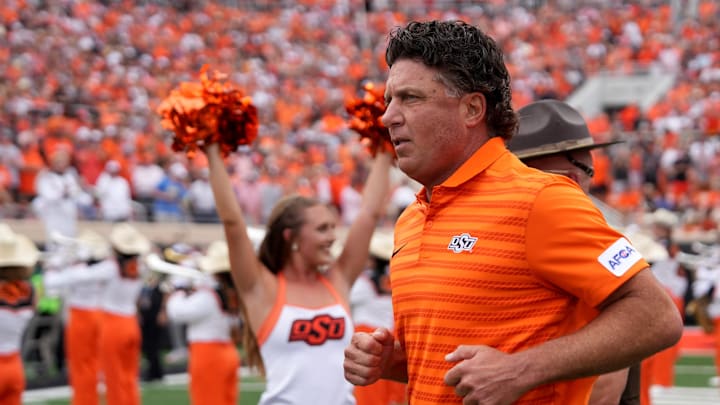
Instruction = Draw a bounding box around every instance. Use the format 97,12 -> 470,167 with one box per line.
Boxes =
448,233 -> 478,253
288,314 -> 346,345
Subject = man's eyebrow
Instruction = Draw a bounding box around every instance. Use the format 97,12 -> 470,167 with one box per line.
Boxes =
386,88 -> 420,103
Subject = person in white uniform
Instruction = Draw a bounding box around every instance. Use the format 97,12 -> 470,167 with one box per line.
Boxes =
166,240 -> 241,405
43,230 -> 115,405
94,160 -> 132,222
99,223 -> 151,405
0,224 -> 40,405
204,137 -> 392,405
32,149 -> 84,240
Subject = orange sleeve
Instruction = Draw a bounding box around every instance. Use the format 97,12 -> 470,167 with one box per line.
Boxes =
527,179 -> 649,308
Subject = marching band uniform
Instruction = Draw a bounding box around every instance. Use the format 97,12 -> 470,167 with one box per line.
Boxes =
100,223 -> 151,405
637,209 -> 684,405
165,240 -> 240,405
692,256 -> 720,379
0,225 -> 40,405
43,230 -> 113,405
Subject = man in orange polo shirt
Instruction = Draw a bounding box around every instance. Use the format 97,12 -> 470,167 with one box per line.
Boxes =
343,20 -> 682,405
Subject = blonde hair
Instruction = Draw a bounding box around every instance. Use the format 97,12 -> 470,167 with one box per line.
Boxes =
239,302 -> 265,376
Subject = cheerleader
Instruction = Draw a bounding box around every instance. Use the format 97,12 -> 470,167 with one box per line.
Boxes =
99,223 -> 151,405
165,240 -> 242,405
43,230 -> 114,405
0,224 -> 40,405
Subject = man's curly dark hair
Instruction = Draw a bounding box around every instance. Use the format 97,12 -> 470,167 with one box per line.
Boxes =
385,20 -> 518,140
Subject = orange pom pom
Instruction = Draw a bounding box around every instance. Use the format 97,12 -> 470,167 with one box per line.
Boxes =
345,82 -> 395,158
157,66 -> 258,158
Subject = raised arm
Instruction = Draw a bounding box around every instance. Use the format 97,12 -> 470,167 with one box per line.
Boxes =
205,143 -> 270,301
166,289 -> 216,324
335,151 -> 393,285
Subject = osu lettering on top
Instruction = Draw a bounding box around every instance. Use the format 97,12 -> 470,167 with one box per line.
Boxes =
288,314 -> 346,345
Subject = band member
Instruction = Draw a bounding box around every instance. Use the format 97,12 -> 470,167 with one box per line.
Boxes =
44,230 -> 113,405
99,223 -> 151,405
0,224 -> 40,405
166,240 -> 242,405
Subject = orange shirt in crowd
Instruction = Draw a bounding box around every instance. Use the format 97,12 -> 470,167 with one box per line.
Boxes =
42,137 -> 74,161
19,146 -> 45,197
392,138 -> 648,405
586,114 -> 611,141
0,164 -> 11,189
609,190 -> 643,213
591,150 -> 612,190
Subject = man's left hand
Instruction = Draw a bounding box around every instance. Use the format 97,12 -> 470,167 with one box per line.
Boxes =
444,345 -> 529,405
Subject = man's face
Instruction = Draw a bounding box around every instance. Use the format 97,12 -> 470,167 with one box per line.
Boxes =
524,150 -> 594,193
50,151 -> 70,173
382,59 -> 474,189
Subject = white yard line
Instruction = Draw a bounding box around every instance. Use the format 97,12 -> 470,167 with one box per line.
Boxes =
24,368 -> 264,403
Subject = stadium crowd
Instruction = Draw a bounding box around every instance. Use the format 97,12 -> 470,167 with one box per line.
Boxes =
0,0 -> 718,231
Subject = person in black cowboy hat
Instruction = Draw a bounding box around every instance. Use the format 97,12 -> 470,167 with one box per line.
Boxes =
509,99 -> 638,405
507,99 -> 622,195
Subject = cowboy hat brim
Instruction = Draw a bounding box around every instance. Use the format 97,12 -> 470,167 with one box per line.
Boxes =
508,99 -> 623,160
514,139 -> 624,160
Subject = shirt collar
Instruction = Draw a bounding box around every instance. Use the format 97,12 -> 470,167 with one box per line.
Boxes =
442,137 -> 507,188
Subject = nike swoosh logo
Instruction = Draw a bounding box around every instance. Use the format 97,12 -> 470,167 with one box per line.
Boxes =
392,243 -> 408,258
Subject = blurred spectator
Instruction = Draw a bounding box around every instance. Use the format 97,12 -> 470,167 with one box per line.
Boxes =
389,176 -> 417,221
257,167 -> 284,225
32,149 -> 84,240
339,171 -> 364,226
153,162 -> 188,223
17,131 -> 44,214
0,161 -> 12,216
131,156 -> 165,222
186,167 -> 218,223
310,164 -> 333,206
0,130 -> 22,198
233,169 -> 263,226
95,160 -> 133,222
73,129 -> 106,188
0,0 -> 716,236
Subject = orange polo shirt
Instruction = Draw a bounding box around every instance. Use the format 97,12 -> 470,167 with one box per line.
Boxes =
391,137 -> 649,405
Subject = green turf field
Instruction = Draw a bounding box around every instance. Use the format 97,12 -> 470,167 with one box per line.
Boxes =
674,354 -> 717,387
26,376 -> 265,405
25,355 -> 719,405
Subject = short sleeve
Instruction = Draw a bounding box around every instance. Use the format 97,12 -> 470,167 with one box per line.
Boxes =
526,179 -> 649,308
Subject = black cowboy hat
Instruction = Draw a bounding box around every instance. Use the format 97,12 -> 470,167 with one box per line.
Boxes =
507,99 -> 622,160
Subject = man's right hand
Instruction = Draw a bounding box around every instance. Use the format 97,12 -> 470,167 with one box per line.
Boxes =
344,328 -> 395,386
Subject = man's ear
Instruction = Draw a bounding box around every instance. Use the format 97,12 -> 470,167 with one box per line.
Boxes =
464,92 -> 487,127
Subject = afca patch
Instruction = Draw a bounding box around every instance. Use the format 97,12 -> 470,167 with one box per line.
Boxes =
598,237 -> 643,277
